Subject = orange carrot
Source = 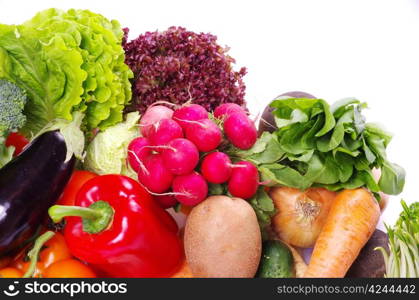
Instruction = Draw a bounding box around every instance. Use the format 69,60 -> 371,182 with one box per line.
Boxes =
171,260 -> 193,278
304,188 -> 380,278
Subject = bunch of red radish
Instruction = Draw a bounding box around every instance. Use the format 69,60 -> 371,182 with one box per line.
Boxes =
127,102 -> 259,209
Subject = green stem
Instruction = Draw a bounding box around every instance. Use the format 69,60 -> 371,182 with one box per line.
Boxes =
48,201 -> 114,234
48,205 -> 103,223
23,231 -> 55,278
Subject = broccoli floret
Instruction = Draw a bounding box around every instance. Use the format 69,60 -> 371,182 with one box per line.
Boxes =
0,79 -> 27,135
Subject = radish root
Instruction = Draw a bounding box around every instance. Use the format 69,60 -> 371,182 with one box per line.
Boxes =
137,180 -> 193,198
172,118 -> 208,129
128,150 -> 149,176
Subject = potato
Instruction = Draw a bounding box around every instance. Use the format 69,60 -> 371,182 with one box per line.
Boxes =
184,195 -> 261,277
258,91 -> 316,136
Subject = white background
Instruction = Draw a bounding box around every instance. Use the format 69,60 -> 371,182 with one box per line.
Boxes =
1,0 -> 418,226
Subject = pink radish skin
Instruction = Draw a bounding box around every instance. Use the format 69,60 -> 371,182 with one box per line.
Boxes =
214,103 -> 246,119
223,112 -> 257,150
140,105 -> 174,137
172,172 -> 208,206
201,152 -> 232,184
185,119 -> 222,152
127,137 -> 152,172
154,194 -> 178,209
173,104 -> 208,130
137,154 -> 174,193
228,161 -> 259,199
148,118 -> 184,146
161,138 -> 199,175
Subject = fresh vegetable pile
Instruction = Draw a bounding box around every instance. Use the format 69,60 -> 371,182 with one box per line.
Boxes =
0,7 -> 416,279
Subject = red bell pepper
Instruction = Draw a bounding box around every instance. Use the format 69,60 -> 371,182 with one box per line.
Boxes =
48,174 -> 182,278
5,132 -> 29,156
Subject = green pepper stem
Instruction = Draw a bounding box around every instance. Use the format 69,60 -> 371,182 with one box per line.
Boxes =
23,231 -> 55,278
48,205 -> 102,223
48,201 -> 114,235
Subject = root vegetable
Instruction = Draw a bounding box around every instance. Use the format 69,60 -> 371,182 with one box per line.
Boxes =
214,103 -> 245,119
304,188 -> 380,278
137,154 -> 174,193
154,194 -> 178,209
139,105 -> 174,137
227,161 -> 259,199
223,112 -> 257,150
184,195 -> 261,277
185,119 -> 222,152
173,104 -> 209,130
148,118 -> 184,146
161,138 -> 199,175
127,137 -> 151,172
201,152 -> 232,184
270,187 -> 336,248
172,172 -> 208,206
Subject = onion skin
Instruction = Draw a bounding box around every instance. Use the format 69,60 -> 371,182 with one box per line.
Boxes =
270,187 -> 336,248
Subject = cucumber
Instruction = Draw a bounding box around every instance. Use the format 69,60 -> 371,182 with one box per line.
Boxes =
257,240 -> 294,278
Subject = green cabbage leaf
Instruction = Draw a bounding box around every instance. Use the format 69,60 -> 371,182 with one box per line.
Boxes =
0,9 -> 132,136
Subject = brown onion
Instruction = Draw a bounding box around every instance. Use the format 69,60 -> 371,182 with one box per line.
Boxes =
270,187 -> 336,248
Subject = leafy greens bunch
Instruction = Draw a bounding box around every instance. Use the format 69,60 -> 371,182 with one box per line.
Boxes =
233,97 -> 405,223
377,200 -> 419,278
0,8 -> 133,136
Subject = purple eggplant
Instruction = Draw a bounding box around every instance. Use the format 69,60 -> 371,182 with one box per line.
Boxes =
0,130 -> 75,256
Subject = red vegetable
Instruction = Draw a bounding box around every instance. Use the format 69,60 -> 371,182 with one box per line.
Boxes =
214,103 -> 246,119
223,112 -> 257,150
161,138 -> 199,175
48,175 -> 183,278
148,118 -> 184,146
127,137 -> 151,172
139,105 -> 174,137
185,118 -> 222,152
123,27 -> 247,113
57,170 -> 98,206
228,161 -> 259,199
173,104 -> 208,130
172,172 -> 208,206
5,132 -> 29,156
201,152 -> 232,184
137,153 -> 174,193
154,194 -> 178,209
